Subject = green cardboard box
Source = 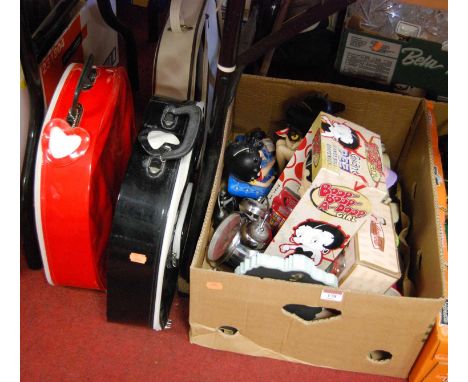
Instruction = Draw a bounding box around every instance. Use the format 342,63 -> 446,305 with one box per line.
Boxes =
335,27 -> 448,100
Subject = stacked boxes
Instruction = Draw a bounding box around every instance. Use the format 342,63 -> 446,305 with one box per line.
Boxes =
265,112 -> 395,274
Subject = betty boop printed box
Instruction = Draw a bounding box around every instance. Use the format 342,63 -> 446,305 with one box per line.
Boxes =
308,112 -> 388,204
264,112 -> 388,270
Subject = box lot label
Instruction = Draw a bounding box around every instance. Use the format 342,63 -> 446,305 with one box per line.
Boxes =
321,289 -> 344,302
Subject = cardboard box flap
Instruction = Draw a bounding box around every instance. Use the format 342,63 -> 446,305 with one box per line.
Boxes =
189,322 -> 311,365
397,102 -> 446,299
434,102 -> 448,135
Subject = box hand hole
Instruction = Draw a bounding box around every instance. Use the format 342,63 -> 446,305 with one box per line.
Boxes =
282,304 -> 342,323
417,250 -> 423,271
367,350 -> 393,363
218,326 -> 238,336
411,182 -> 418,200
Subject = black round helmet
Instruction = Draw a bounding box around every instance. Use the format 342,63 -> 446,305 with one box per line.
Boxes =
225,140 -> 262,182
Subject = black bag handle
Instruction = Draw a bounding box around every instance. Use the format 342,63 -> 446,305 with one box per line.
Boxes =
66,54 -> 97,127
138,104 -> 202,178
159,104 -> 201,161
139,104 -> 202,160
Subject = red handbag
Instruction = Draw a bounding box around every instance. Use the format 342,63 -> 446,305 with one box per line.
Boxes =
34,57 -> 136,290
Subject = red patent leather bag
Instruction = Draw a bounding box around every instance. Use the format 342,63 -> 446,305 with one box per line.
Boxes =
34,57 -> 136,290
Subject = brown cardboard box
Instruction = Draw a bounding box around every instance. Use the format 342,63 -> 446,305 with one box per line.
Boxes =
189,75 -> 447,378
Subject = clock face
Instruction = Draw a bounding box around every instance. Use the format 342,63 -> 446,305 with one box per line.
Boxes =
207,213 -> 241,262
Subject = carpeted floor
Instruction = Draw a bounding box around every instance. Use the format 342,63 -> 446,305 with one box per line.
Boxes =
21,3 -> 408,381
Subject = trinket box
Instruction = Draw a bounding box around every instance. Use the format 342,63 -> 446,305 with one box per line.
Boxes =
331,203 -> 401,294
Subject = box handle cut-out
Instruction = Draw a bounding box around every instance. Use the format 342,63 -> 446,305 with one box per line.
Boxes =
218,326 -> 239,336
282,304 -> 342,323
367,350 -> 393,363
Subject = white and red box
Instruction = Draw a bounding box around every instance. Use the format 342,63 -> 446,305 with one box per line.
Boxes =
265,112 -> 389,270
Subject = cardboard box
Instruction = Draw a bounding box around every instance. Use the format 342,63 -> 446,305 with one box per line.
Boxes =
189,75 -> 447,378
334,202 -> 401,294
335,17 -> 448,100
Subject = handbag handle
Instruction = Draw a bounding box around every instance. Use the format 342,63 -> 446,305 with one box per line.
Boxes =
66,54 -> 97,127
169,0 -> 192,33
139,104 -> 202,178
160,104 -> 201,160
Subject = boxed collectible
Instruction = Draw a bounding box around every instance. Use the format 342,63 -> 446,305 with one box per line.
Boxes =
265,112 -> 388,270
265,181 -> 372,269
189,75 -> 447,378
307,113 -> 388,204
332,202 -> 401,294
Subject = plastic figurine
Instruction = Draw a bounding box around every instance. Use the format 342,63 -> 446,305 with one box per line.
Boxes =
225,130 -> 276,199
276,92 -> 345,172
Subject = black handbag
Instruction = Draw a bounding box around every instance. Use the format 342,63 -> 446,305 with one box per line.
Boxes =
106,97 -> 204,330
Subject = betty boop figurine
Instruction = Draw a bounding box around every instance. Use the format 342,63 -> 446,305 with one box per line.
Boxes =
275,93 -> 345,172
279,219 -> 348,266
224,130 -> 276,198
